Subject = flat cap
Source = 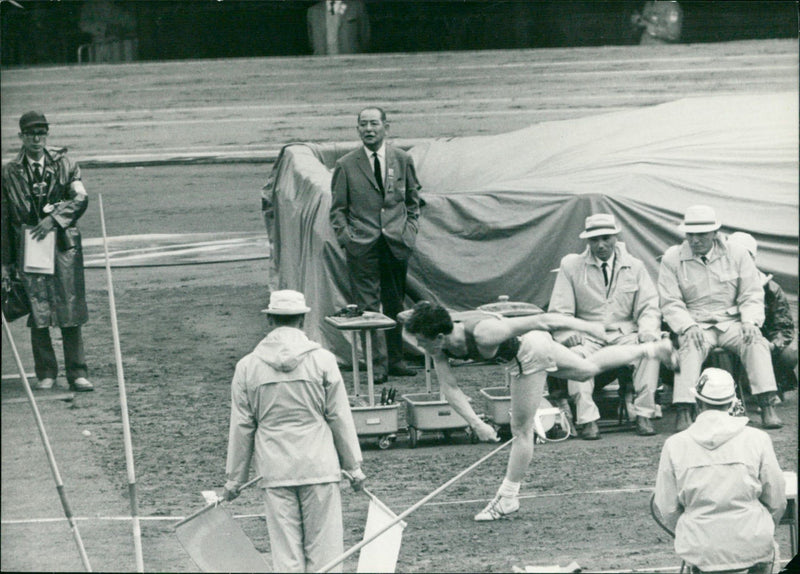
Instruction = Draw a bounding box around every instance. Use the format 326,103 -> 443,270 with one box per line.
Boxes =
19,111 -> 49,132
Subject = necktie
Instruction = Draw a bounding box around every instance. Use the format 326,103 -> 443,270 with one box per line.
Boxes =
32,163 -> 42,183
701,256 -> 708,265
372,152 -> 384,193
329,0 -> 336,14
601,262 -> 609,286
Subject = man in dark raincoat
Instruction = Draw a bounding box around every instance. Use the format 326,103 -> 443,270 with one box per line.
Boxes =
1,111 -> 93,392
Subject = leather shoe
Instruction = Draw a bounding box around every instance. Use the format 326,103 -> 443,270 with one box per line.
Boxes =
36,377 -> 55,390
760,404 -> 783,429
635,415 -> 656,436
388,362 -> 416,377
578,420 -> 600,440
69,377 -> 94,392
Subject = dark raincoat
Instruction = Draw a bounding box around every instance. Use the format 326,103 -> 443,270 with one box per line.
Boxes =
1,147 -> 89,328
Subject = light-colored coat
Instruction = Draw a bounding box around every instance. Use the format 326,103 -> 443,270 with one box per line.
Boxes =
658,238 -> 764,335
225,327 -> 362,490
655,409 -> 785,571
330,144 -> 422,260
549,242 -> 661,336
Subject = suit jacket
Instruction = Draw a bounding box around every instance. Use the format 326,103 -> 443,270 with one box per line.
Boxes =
307,1 -> 370,55
330,144 -> 421,260
549,242 -> 661,337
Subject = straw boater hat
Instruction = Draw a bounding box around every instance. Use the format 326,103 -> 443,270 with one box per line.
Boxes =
678,205 -> 722,234
261,290 -> 311,315
579,213 -> 621,239
689,368 -> 737,405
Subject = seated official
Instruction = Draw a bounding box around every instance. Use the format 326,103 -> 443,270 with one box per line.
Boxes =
548,214 -> 664,439
657,205 -> 782,432
728,232 -> 797,399
654,368 -> 785,574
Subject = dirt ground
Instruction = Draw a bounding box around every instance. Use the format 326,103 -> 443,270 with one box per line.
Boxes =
1,169 -> 797,570
1,40 -> 798,572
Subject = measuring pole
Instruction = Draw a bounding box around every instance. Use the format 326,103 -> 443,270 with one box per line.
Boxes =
98,194 -> 144,572
2,312 -> 93,571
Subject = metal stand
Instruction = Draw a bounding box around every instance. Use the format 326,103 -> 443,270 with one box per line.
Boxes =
325,312 -> 399,449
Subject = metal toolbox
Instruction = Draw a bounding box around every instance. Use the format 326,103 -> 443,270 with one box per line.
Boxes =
402,392 -> 468,429
402,392 -> 475,448
479,386 -> 512,426
349,398 -> 399,450
350,401 -> 400,435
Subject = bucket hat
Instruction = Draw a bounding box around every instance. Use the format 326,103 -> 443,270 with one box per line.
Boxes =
689,368 -> 737,405
728,231 -> 757,259
261,290 -> 311,315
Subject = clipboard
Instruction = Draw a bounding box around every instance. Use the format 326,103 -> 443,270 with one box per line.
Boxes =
21,225 -> 55,275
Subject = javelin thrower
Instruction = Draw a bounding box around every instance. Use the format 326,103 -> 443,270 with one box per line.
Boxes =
403,301 -> 679,521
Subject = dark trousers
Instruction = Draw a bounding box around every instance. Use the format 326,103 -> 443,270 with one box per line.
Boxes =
346,236 -> 408,376
30,326 -> 88,384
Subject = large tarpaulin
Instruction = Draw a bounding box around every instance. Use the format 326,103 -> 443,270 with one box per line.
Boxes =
264,93 -> 798,363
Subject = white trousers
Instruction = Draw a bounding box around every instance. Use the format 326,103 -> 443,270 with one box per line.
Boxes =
672,322 -> 777,404
263,482 -> 343,573
566,332 -> 660,424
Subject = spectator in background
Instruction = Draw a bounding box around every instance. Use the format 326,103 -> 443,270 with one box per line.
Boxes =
657,205 -> 782,432
330,107 -> 421,382
631,1 -> 683,45
548,214 -> 664,439
727,232 -> 798,399
1,111 -> 93,392
222,290 -> 365,573
308,0 -> 370,55
654,367 -> 785,574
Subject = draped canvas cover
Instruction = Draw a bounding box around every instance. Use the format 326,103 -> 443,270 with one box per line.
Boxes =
264,93 -> 798,362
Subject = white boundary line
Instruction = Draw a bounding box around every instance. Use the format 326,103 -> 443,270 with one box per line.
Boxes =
1,485 -> 654,524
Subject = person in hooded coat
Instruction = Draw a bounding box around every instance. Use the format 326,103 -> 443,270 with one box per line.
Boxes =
654,368 -> 786,573
222,290 -> 365,573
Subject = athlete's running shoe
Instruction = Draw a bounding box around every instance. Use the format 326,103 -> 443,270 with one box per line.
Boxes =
473,495 -> 520,521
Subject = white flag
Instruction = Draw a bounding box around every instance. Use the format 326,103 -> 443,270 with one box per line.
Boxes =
357,499 -> 405,573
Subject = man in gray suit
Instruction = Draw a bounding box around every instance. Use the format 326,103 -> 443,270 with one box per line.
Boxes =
330,107 -> 422,382
307,0 -> 370,56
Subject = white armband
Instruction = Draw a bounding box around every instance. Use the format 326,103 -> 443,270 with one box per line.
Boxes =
70,181 -> 87,196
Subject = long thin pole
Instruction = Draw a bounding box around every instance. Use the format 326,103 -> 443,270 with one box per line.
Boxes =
317,437 -> 515,573
98,194 -> 144,572
342,470 -> 407,529
1,312 -> 93,572
174,475 -> 263,529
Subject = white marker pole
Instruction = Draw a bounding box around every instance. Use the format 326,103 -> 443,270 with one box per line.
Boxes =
2,312 -> 93,571
98,194 -> 144,572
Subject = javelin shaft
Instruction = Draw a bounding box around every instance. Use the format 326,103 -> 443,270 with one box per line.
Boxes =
2,312 -> 93,572
317,438 -> 514,573
98,195 -> 144,572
